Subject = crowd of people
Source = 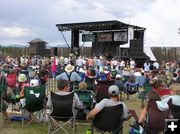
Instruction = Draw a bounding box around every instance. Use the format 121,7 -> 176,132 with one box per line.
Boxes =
0,54 -> 180,133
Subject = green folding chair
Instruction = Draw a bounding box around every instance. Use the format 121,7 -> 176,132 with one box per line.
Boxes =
74,90 -> 94,110
21,85 -> 46,127
138,81 -> 152,107
0,84 -> 7,128
74,89 -> 94,125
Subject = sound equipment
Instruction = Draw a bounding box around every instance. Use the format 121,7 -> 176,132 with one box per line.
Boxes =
53,47 -> 58,56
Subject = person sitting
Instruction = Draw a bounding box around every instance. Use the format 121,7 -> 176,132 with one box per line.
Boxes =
78,82 -> 88,90
86,85 -> 131,133
47,80 -> 84,114
77,81 -> 95,101
138,90 -> 170,134
115,74 -> 124,100
151,79 -> 172,100
98,67 -> 107,81
85,69 -> 97,91
163,83 -> 180,118
20,79 -> 40,108
124,75 -> 139,100
15,74 -> 29,98
56,64 -> 81,91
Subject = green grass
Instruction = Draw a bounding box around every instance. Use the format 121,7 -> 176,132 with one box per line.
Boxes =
0,93 -> 143,134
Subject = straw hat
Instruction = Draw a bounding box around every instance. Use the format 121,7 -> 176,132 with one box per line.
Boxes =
18,74 -> 27,82
65,64 -> 75,73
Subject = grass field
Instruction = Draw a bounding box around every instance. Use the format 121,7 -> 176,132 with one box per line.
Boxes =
0,93 -> 143,134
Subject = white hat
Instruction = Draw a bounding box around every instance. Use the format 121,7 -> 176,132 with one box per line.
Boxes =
116,74 -> 122,79
65,64 -> 75,73
30,79 -> 39,87
18,74 -> 27,82
108,85 -> 120,95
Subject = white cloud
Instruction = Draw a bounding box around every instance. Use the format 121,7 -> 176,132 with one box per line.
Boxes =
0,26 -> 32,37
131,0 -> 180,46
0,0 -> 180,47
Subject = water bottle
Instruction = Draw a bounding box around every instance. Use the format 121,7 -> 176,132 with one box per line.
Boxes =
86,128 -> 92,134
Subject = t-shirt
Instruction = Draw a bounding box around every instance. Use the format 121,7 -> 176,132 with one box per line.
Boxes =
95,98 -> 129,119
163,95 -> 180,106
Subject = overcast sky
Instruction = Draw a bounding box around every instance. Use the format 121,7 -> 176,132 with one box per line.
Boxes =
0,0 -> 180,47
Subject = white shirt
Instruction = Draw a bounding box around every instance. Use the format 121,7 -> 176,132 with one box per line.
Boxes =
153,62 -> 159,69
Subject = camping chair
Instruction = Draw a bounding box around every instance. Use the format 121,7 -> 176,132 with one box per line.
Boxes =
48,91 -> 76,134
92,104 -> 124,134
74,90 -> 94,120
6,73 -> 17,88
95,80 -> 115,103
21,85 -> 46,127
145,100 -> 170,134
84,76 -> 96,91
138,81 -> 152,107
124,82 -> 139,100
171,104 -> 180,119
0,84 -> 7,128
122,75 -> 130,83
128,110 -> 144,134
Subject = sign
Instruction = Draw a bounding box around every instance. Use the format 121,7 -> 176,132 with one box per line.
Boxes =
114,32 -> 128,41
128,26 -> 134,40
97,33 -> 112,42
82,34 -> 95,42
165,119 -> 180,134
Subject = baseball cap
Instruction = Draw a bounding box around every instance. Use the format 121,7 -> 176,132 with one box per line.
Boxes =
108,85 -> 120,96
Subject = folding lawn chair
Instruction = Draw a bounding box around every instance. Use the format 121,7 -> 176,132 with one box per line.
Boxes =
145,100 -> 170,134
92,104 -> 124,134
84,76 -> 96,91
124,82 -> 139,100
48,91 -> 76,134
171,104 -> 180,119
0,84 -> 7,128
21,85 -> 46,127
74,89 -> 94,120
138,81 -> 152,107
128,110 -> 144,134
6,72 -> 17,89
95,80 -> 115,103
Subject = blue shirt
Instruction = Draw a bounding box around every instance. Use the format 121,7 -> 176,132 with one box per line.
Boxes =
56,71 -> 81,82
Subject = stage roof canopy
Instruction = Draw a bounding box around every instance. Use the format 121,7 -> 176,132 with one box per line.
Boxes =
56,20 -> 145,32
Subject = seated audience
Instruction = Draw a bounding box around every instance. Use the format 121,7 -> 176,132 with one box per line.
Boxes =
151,79 -> 171,100
138,90 -> 170,134
86,85 -> 131,122
47,80 -> 84,114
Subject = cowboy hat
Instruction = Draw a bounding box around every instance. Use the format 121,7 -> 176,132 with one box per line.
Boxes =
65,64 -> 75,73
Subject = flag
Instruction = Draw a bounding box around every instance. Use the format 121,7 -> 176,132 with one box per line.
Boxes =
51,57 -> 57,73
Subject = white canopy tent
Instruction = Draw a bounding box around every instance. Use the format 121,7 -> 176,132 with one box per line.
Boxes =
143,47 -> 157,61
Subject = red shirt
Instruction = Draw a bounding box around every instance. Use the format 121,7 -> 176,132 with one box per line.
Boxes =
153,88 -> 171,97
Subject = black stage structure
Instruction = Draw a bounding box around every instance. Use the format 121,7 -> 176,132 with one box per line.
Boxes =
56,20 -> 149,66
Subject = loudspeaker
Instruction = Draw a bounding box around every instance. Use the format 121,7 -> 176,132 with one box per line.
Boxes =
53,47 -> 58,56
130,39 -> 143,52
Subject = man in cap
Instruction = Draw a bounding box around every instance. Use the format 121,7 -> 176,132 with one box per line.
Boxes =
86,85 -> 131,122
